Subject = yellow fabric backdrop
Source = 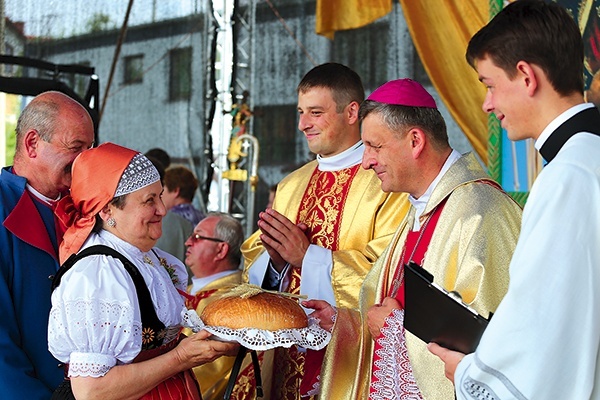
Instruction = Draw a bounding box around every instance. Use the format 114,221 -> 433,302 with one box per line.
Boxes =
400,0 -> 489,163
316,0 -> 490,164
316,0 -> 393,39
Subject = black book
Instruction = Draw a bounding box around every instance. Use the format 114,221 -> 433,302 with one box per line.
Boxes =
404,261 -> 490,354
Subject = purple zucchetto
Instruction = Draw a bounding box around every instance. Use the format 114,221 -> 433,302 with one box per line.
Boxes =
367,78 -> 437,109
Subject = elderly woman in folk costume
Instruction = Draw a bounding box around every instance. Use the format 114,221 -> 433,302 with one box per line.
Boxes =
48,143 -> 238,400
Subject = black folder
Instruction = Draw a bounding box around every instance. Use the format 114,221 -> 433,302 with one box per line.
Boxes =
404,261 -> 490,354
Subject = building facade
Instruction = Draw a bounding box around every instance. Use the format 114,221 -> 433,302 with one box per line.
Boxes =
16,1 -> 474,227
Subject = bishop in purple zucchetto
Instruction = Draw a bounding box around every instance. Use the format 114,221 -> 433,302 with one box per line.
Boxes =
367,78 -> 437,109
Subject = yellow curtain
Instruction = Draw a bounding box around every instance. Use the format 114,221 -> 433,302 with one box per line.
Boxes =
398,0 -> 490,163
316,1 -> 491,163
316,0 -> 393,39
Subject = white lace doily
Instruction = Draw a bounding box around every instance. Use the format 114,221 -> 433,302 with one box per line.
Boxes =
182,309 -> 331,351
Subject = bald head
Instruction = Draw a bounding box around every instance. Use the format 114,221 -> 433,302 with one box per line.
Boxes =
13,91 -> 95,198
15,91 -> 91,153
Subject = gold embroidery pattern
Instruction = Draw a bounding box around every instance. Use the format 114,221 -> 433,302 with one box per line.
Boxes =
297,165 -> 360,251
289,267 -> 302,296
269,165 -> 360,399
272,346 -> 305,399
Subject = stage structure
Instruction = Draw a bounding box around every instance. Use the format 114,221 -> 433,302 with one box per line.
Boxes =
213,0 -> 259,236
0,54 -> 100,139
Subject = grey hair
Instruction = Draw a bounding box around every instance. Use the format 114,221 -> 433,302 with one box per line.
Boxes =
359,100 -> 449,150
15,99 -> 61,152
207,211 -> 244,268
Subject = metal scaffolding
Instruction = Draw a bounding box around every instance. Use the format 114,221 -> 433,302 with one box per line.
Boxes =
211,0 -> 258,237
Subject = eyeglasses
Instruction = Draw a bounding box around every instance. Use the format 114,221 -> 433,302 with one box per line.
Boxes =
188,233 -> 224,243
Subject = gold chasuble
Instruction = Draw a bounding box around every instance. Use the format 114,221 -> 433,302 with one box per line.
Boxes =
182,271 -> 243,400
319,153 -> 522,400
239,158 -> 410,399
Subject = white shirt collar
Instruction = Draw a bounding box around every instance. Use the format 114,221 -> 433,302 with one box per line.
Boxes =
409,149 -> 462,230
26,183 -> 61,206
190,269 -> 238,295
535,103 -> 594,150
316,141 -> 364,171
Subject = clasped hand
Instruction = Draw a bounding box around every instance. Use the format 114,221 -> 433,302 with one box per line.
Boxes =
258,209 -> 310,271
366,297 -> 401,338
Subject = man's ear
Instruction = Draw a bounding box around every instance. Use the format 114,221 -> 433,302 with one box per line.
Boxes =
347,101 -> 360,125
23,129 -> 40,158
215,242 -> 229,261
409,128 -> 427,158
172,187 -> 181,198
516,60 -> 538,96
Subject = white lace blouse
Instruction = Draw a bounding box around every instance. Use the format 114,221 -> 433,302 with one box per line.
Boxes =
48,230 -> 189,378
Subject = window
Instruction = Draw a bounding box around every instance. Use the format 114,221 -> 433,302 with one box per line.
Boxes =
169,47 -> 192,101
124,54 -> 144,84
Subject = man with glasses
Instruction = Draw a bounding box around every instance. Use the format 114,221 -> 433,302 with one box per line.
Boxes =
182,211 -> 244,399
0,91 -> 94,398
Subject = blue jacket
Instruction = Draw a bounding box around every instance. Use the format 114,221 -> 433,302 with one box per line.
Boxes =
0,167 -> 63,398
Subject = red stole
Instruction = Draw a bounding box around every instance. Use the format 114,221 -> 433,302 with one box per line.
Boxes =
292,164 -> 360,399
296,164 -> 360,249
370,199 -> 447,397
394,199 -> 446,308
181,289 -> 219,311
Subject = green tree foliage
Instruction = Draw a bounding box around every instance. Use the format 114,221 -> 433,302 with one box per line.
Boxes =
86,13 -> 111,33
4,94 -> 20,166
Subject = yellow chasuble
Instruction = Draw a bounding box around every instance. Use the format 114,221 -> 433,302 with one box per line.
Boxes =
240,159 -> 410,399
182,271 -> 242,400
319,153 -> 522,400
242,159 -> 409,308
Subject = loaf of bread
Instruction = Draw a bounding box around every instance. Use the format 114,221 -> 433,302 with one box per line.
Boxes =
201,292 -> 308,330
